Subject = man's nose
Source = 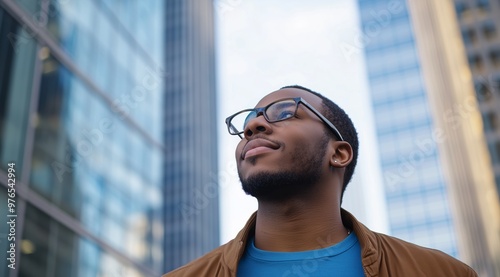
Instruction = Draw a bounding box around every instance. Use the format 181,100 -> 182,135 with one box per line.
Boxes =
244,114 -> 272,139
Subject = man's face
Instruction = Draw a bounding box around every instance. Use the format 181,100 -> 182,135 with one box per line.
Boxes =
235,88 -> 332,200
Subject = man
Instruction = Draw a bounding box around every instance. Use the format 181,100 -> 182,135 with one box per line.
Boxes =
164,86 -> 477,276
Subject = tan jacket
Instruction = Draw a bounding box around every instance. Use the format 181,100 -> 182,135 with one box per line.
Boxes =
164,209 -> 477,277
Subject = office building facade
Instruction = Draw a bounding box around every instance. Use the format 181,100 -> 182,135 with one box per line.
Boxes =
454,0 -> 500,200
163,0 -> 220,272
407,0 -> 500,275
357,0 -> 460,258
0,0 -> 219,276
357,0 -> 500,275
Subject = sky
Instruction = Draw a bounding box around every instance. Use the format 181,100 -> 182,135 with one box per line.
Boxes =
215,0 -> 389,243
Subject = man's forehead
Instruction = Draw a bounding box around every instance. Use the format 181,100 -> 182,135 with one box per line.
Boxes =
255,88 -> 323,108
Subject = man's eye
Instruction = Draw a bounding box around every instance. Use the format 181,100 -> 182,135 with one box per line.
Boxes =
276,110 -> 294,120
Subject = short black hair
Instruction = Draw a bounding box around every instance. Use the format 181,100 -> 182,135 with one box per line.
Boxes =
281,85 -> 359,201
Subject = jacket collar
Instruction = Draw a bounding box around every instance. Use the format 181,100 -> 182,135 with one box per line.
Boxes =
341,209 -> 379,276
222,212 -> 257,274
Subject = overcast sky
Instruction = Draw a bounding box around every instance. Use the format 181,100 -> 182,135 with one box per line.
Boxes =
215,0 -> 389,243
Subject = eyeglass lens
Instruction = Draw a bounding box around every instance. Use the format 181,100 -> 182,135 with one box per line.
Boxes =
231,99 -> 297,134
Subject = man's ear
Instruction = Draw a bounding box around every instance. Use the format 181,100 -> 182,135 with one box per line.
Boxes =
329,141 -> 353,168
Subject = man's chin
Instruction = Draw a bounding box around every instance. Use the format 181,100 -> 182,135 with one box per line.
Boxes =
240,170 -> 319,202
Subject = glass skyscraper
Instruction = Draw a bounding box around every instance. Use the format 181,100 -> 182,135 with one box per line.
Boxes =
357,0 -> 460,257
0,0 -> 219,276
357,0 -> 500,274
163,0 -> 220,272
453,0 -> 500,200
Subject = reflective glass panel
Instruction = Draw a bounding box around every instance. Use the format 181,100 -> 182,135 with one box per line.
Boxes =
0,8 -> 37,173
29,55 -> 164,271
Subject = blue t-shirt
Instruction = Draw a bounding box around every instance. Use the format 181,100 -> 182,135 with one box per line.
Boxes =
237,232 -> 365,277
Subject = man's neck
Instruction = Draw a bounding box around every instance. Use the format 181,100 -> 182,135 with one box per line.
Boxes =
254,195 -> 348,252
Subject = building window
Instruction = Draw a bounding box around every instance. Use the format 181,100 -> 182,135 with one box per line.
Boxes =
459,3 -> 474,21
495,141 -> 500,163
476,0 -> 490,18
482,21 -> 496,41
0,8 -> 37,172
475,80 -> 493,101
476,0 -> 490,10
493,75 -> 500,95
455,1 -> 466,15
462,28 -> 477,45
484,112 -> 499,132
469,54 -> 484,73
489,113 -> 500,131
495,176 -> 500,198
456,1 -> 471,19
489,49 -> 500,68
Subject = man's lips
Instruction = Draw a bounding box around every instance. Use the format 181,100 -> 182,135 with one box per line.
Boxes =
241,138 -> 280,160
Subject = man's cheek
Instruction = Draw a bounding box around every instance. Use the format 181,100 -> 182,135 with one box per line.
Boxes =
235,144 -> 244,159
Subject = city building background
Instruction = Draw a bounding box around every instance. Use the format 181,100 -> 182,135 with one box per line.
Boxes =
163,0 -> 219,272
357,0 -> 461,258
357,0 -> 500,275
407,0 -> 500,274
453,0 -> 500,201
0,0 -> 219,276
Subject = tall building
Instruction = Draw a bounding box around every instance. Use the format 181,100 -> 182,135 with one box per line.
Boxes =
407,0 -> 500,275
357,0 -> 460,257
0,0 -> 219,276
453,0 -> 500,200
163,0 -> 220,272
357,0 -> 500,275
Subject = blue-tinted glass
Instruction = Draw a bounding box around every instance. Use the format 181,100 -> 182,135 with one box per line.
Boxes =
267,100 -> 296,121
493,141 -> 500,163
358,0 -> 458,258
77,239 -> 100,277
0,189 -> 11,276
90,7 -> 113,92
28,56 -> 164,270
0,11 -> 37,173
19,205 -> 51,277
14,0 -> 40,14
244,111 -> 256,128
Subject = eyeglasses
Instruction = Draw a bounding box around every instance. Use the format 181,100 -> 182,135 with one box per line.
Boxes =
225,97 -> 344,141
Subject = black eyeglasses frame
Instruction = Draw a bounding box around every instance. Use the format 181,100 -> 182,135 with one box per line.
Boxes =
225,97 -> 344,141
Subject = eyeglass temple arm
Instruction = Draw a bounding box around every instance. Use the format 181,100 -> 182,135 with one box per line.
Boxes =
300,99 -> 344,141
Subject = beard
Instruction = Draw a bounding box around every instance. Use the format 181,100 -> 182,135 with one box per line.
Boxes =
239,134 -> 329,202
